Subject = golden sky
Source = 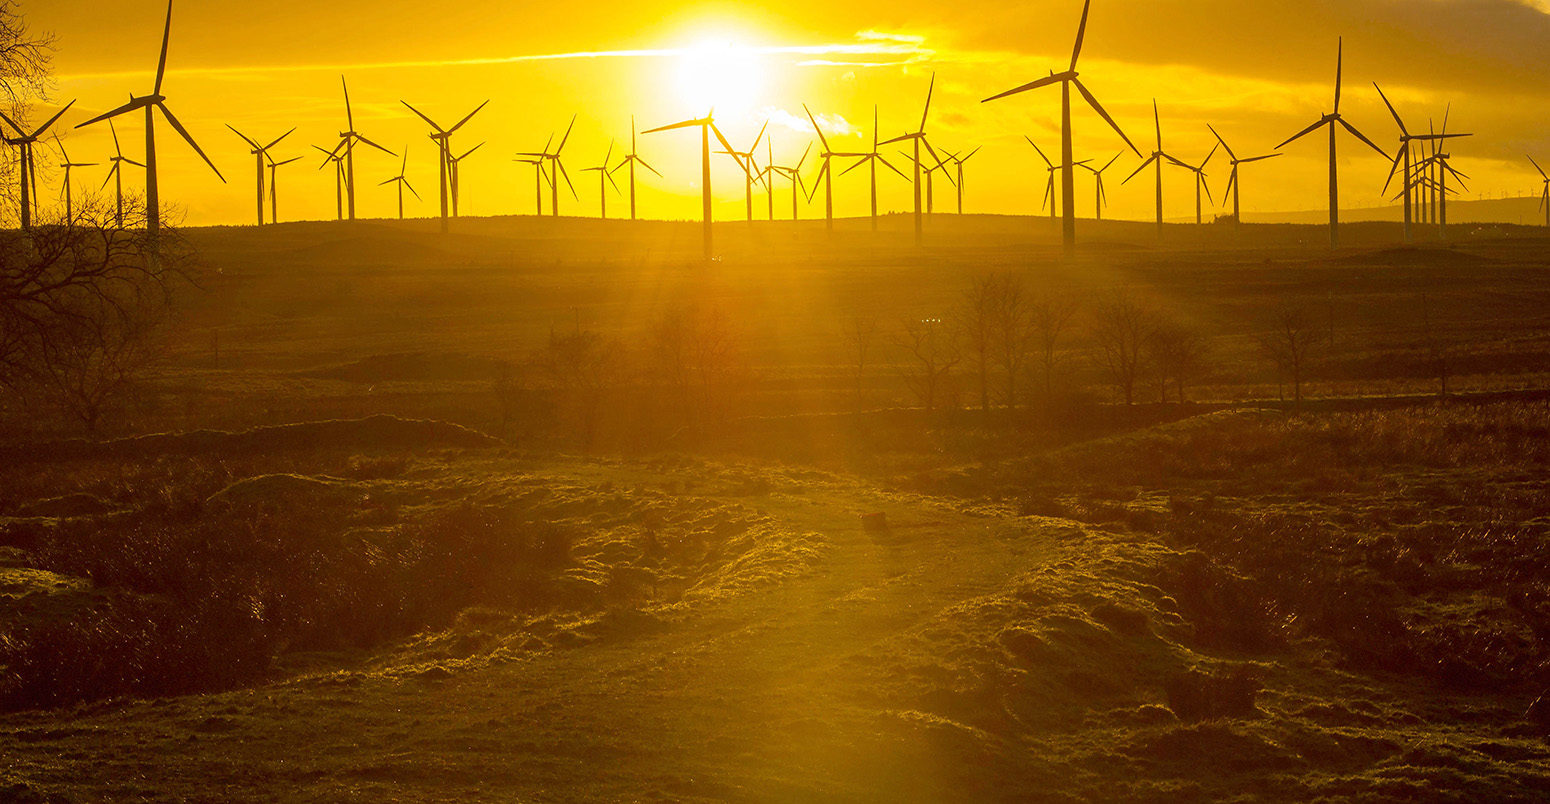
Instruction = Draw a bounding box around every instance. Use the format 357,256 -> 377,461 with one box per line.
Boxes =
21,0 -> 1550,226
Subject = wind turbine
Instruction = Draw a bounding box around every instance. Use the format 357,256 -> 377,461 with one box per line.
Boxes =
226,124 -> 293,226
1183,143 -> 1217,224
401,99 -> 487,232
73,0 -> 224,243
643,110 -> 737,261
946,147 -> 981,214
718,121 -> 767,223
1026,138 -> 1082,221
581,140 -> 619,219
804,104 -> 865,233
837,107 -> 907,230
99,120 -> 145,228
1531,156 -> 1550,228
881,74 -> 955,246
379,147 -> 419,220
446,141 -> 482,217
1412,111 -> 1470,239
51,133 -> 97,224
1372,86 -> 1467,243
1274,38 -> 1388,249
0,100 -> 75,229
330,76 -> 395,221
514,149 -> 548,216
610,117 -> 659,221
1077,151 -> 1123,221
983,0 -> 1140,255
1122,101 -> 1191,238
313,143 -> 348,221
763,143 -> 809,221
1207,124 -> 1280,229
266,153 -> 301,225
515,116 -> 577,218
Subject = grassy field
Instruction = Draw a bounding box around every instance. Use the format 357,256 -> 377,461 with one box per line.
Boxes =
2,215 -> 1550,800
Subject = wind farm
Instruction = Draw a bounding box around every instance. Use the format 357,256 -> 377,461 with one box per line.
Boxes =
7,2 -> 1550,801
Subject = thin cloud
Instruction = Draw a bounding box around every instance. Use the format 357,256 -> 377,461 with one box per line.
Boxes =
58,34 -> 936,82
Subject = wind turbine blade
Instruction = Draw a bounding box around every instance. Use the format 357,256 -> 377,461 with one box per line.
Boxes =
1372,83 -> 1407,136
264,128 -> 296,151
29,100 -> 76,139
401,101 -> 444,133
405,179 -> 420,200
920,73 -> 935,133
449,99 -> 490,134
1529,155 -> 1547,180
559,161 -> 577,199
1201,175 -> 1214,205
982,73 -> 1064,103
1206,123 -> 1235,161
1224,168 -> 1236,203
838,156 -> 868,178
1382,145 -> 1405,195
1240,154 -> 1281,164
642,118 -> 702,134
1276,118 -> 1328,150
878,155 -> 909,181
154,0 -> 173,94
1101,150 -> 1123,172
557,114 -> 577,152
75,97 -> 148,129
100,161 -> 119,190
274,156 -> 301,167
1202,142 -> 1219,169
803,104 -> 831,150
1339,118 -> 1389,160
1122,154 -> 1158,185
355,134 -> 397,156
879,133 -> 915,146
638,157 -> 663,178
1026,137 -> 1053,168
1333,37 -> 1343,114
605,170 -> 620,193
796,143 -> 810,170
226,124 -> 260,149
1043,175 -> 1054,210
1068,79 -> 1138,157
751,120 -> 769,154
458,142 -> 484,160
158,103 -> 225,182
1070,0 -> 1094,68
342,75 -> 354,130
109,119 -> 122,156
378,176 -> 396,186
709,122 -> 737,158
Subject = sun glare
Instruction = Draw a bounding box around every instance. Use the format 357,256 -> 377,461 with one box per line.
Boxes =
676,38 -> 765,116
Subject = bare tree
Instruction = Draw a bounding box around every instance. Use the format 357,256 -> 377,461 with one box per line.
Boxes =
649,303 -> 748,426
1029,289 -> 1079,401
0,3 -> 56,223
961,275 -> 998,413
1258,304 -> 1320,406
840,312 -> 878,412
537,327 -> 622,448
3,199 -> 188,432
1149,320 -> 1208,403
1091,292 -> 1154,405
897,315 -> 960,414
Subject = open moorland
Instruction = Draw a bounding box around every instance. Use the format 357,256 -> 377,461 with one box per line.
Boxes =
3,215 -> 1550,801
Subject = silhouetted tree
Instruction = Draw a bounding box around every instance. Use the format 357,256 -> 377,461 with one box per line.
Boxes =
1030,289 -> 1080,401
1091,292 -> 1155,405
1258,304 -> 1320,406
897,315 -> 960,414
1149,320 -> 1208,403
3,199 -> 187,432
538,327 -> 622,448
0,4 -> 55,223
840,312 -> 878,412
649,303 -> 747,426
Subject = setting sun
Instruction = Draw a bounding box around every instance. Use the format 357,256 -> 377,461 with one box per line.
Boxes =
675,37 -> 767,115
